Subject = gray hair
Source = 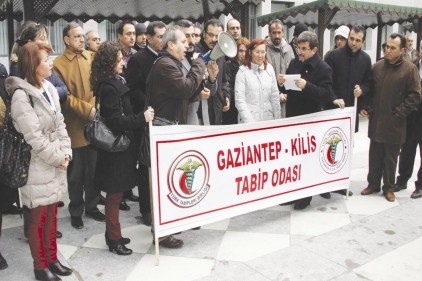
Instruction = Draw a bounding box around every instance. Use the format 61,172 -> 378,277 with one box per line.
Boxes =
63,22 -> 81,39
297,31 -> 318,49
162,26 -> 181,50
85,30 -> 97,47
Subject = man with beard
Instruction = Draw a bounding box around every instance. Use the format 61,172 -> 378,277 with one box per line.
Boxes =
194,19 -> 229,125
266,19 -> 294,118
125,21 -> 166,223
281,31 -> 335,210
176,19 -> 218,125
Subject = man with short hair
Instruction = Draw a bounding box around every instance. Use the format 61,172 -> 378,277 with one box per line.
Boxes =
54,22 -> 105,229
324,25 -> 372,130
134,22 -> 147,51
394,39 -> 422,199
194,25 -> 202,44
117,21 -> 136,74
125,21 -> 166,224
195,18 -> 229,125
360,33 -> 421,202
323,25 -> 372,198
282,31 -> 335,210
85,30 -> 101,52
405,35 -> 419,65
226,18 -> 241,40
266,19 -> 294,118
148,27 -> 206,248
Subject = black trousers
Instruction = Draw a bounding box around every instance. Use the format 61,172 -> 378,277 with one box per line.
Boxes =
67,146 -> 100,216
367,140 -> 401,192
137,164 -> 151,214
396,112 -> 422,189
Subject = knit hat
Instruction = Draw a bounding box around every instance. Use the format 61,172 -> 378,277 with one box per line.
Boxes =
293,23 -> 308,37
135,23 -> 147,36
334,25 -> 350,40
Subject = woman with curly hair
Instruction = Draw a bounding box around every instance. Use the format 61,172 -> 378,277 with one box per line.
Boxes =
90,41 -> 154,255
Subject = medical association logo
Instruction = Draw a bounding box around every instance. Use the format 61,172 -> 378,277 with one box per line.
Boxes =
319,127 -> 349,174
167,151 -> 210,208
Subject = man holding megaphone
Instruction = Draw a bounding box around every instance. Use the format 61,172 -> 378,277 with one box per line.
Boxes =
194,19 -> 232,125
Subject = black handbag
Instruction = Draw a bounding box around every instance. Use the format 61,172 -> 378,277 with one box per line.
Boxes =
84,84 -> 130,152
0,91 -> 32,189
138,57 -> 178,167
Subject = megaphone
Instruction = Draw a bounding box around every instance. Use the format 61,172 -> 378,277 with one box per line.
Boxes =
203,32 -> 237,63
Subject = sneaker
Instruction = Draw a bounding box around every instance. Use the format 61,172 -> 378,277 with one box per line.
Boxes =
411,189 -> 422,199
71,216 -> 84,229
85,211 -> 106,222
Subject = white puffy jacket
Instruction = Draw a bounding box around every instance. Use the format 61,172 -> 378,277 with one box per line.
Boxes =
6,77 -> 71,209
235,63 -> 281,123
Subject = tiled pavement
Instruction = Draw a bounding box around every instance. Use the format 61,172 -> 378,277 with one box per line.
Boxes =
1,117 -> 422,281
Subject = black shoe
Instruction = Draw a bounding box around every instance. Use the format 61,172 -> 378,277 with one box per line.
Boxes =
279,201 -> 295,206
333,189 -> 353,196
294,200 -> 310,210
34,268 -> 61,281
191,227 -> 201,230
125,194 -> 139,202
119,200 -> 130,211
85,211 -> 106,222
48,261 -> 72,276
98,194 -> 106,205
70,216 -> 84,229
0,252 -> 8,270
411,189 -> 422,199
57,201 -> 64,208
320,192 -> 331,199
141,212 -> 152,226
3,204 -> 21,215
392,183 -> 407,192
108,241 -> 133,255
105,232 -> 130,246
153,235 -> 184,249
56,230 -> 62,239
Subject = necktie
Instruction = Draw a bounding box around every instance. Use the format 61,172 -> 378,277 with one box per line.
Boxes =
42,91 -> 51,104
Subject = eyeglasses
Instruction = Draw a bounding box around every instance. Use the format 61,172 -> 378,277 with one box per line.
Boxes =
206,31 -> 220,39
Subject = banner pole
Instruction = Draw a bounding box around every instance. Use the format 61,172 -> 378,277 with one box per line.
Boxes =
346,97 -> 358,200
148,120 -> 160,266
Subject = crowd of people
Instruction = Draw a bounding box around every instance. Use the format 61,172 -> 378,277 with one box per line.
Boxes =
0,17 -> 422,281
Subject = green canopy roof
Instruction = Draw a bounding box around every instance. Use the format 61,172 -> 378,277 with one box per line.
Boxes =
257,0 -> 422,29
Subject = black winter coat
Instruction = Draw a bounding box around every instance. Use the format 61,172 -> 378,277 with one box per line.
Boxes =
94,78 -> 146,193
285,54 -> 335,117
126,47 -> 159,115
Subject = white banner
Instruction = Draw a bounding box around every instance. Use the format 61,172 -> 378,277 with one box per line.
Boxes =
150,108 -> 355,238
